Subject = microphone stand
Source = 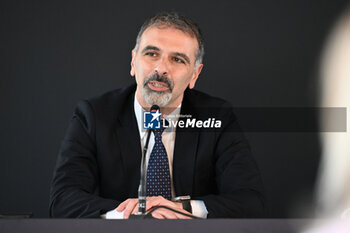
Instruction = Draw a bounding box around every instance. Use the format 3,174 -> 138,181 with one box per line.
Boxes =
129,127 -> 153,219
130,105 -> 160,219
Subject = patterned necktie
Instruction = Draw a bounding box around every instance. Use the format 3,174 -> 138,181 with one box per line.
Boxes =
146,126 -> 172,200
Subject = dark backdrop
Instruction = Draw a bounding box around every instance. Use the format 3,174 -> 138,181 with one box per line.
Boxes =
1,0 -> 348,218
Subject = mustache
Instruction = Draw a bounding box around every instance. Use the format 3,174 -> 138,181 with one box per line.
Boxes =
144,73 -> 173,91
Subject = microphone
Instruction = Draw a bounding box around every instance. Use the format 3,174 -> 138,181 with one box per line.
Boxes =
130,105 -> 160,219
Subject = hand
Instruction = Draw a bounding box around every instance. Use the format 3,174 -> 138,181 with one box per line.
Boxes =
145,196 -> 193,219
147,204 -> 193,219
116,196 -> 193,219
116,198 -> 138,219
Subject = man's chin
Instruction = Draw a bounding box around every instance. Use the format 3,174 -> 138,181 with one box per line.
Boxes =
142,91 -> 172,107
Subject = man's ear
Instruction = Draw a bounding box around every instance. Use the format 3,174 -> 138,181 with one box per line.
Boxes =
189,64 -> 203,89
130,50 -> 136,77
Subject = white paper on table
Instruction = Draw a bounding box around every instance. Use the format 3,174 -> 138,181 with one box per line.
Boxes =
105,208 -> 124,219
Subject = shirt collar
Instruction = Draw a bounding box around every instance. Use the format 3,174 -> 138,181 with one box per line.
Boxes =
134,92 -> 181,138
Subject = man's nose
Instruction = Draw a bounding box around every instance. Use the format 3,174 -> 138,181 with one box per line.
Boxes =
154,57 -> 169,76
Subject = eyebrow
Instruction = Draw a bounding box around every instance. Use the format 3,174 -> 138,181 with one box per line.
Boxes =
141,45 -> 160,53
141,45 -> 191,64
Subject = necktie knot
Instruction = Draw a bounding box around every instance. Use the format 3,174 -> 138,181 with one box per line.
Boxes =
153,119 -> 167,138
153,128 -> 165,138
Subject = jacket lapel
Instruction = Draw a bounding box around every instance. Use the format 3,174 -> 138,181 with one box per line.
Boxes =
173,92 -> 199,196
115,93 -> 142,196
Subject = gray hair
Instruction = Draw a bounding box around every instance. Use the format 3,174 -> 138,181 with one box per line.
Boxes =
133,12 -> 204,68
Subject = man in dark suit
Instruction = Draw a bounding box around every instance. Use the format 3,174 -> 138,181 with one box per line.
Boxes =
50,12 -> 265,219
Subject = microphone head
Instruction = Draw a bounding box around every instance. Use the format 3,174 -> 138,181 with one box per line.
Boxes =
150,105 -> 160,112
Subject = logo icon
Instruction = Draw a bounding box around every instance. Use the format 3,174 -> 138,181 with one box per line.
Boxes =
143,110 -> 161,129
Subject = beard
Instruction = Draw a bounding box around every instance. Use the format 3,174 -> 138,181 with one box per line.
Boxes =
142,73 -> 174,107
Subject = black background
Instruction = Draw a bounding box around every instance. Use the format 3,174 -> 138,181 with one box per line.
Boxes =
1,0 -> 348,218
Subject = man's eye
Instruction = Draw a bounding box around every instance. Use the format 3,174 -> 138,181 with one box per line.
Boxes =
145,52 -> 157,57
173,57 -> 185,64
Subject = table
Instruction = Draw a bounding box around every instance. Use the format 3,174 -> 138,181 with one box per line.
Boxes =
0,219 -> 320,233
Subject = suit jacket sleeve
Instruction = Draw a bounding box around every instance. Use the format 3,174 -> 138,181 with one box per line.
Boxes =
49,100 -> 119,218
195,105 -> 265,218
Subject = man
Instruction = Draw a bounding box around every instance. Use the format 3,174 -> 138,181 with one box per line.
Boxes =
50,12 -> 265,219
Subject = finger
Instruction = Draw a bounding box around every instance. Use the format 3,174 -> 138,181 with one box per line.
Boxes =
146,196 -> 175,211
176,213 -> 192,219
152,208 -> 179,219
123,199 -> 138,219
173,210 -> 192,219
131,205 -> 139,214
116,199 -> 131,212
173,212 -> 192,219
151,212 -> 165,219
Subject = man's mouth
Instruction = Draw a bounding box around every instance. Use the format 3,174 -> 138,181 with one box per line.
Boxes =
148,80 -> 170,92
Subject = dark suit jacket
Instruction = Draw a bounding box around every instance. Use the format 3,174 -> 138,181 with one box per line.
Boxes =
50,84 -> 265,218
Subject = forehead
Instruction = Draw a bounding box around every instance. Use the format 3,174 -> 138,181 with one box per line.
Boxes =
139,26 -> 198,60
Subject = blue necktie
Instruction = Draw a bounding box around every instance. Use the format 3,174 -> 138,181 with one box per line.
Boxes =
146,126 -> 172,200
